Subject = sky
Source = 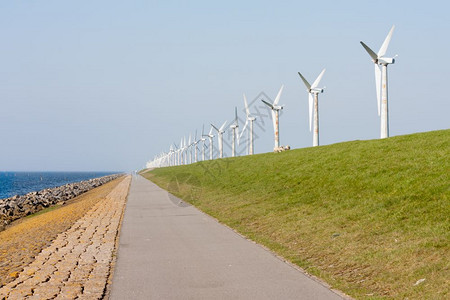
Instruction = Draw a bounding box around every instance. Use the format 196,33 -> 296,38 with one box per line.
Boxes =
0,0 -> 449,172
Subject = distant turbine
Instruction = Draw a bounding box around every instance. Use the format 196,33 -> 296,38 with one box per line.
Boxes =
193,130 -> 199,163
200,125 -> 207,161
183,136 -> 187,164
261,85 -> 284,150
360,25 -> 396,138
179,138 -> 183,165
229,107 -> 239,157
203,126 -> 215,160
298,69 -> 326,147
188,133 -> 192,164
240,94 -> 256,155
211,120 -> 228,159
169,144 -> 175,166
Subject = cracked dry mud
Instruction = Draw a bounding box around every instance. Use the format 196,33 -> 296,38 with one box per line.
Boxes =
0,175 -> 131,300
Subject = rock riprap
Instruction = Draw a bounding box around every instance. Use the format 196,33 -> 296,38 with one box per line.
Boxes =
0,175 -> 131,300
0,174 -> 122,230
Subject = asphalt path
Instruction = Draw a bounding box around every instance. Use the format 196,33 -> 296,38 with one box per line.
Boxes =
110,175 -> 345,299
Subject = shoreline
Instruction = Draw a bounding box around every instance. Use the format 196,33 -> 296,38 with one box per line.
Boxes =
0,171 -> 121,200
0,174 -> 123,230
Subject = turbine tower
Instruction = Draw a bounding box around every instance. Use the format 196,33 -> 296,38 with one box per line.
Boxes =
211,120 -> 228,159
298,69 -> 326,147
229,107 -> 239,157
240,94 -> 256,155
261,85 -> 284,150
360,25 -> 396,139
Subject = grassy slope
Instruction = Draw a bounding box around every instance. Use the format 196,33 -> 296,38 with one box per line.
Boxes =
144,130 -> 449,299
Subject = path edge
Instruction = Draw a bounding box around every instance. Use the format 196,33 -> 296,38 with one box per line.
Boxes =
103,175 -> 132,299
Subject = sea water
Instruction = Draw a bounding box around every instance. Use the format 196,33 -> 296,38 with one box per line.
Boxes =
0,172 -> 117,200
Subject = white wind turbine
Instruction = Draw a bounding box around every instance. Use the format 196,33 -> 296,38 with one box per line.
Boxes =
183,136 -> 188,165
204,126 -> 215,160
178,138 -> 184,165
261,85 -> 284,150
240,94 -> 256,155
229,107 -> 239,157
360,25 -> 396,139
200,125 -> 207,161
211,120 -> 228,159
187,134 -> 192,164
298,69 -> 326,147
193,130 -> 199,163
169,145 -> 175,166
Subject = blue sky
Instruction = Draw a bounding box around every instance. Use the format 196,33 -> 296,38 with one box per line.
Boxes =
0,1 -> 449,171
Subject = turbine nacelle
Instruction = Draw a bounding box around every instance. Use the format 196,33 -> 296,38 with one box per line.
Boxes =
310,87 -> 324,94
378,57 -> 395,65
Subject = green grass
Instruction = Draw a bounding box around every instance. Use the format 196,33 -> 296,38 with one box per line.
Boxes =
23,204 -> 62,219
143,129 -> 449,299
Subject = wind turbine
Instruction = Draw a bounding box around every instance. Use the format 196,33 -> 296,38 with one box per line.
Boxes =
240,94 -> 256,155
360,25 -> 396,139
204,126 -> 215,160
187,134 -> 192,164
200,125 -> 207,161
179,138 -> 184,165
193,130 -> 199,163
261,85 -> 284,150
168,145 -> 175,166
211,120 -> 228,159
229,107 -> 239,157
183,136 -> 188,164
298,69 -> 326,147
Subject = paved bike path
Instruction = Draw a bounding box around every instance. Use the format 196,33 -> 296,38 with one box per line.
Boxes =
110,176 -> 345,299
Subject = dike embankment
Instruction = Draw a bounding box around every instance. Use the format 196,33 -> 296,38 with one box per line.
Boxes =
0,174 -> 123,230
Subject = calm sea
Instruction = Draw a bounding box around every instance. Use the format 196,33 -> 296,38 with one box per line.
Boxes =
0,172 -> 118,200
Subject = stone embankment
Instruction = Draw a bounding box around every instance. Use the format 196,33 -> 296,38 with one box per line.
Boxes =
0,175 -> 131,299
0,174 -> 122,230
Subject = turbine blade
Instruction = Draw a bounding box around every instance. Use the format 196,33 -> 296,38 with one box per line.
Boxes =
297,72 -> 311,90
234,107 -> 238,125
378,25 -> 395,57
209,126 -> 214,135
273,85 -> 284,106
374,64 -> 382,116
240,119 -> 248,140
261,99 -> 274,109
311,69 -> 326,89
244,94 -> 250,117
211,124 -> 219,132
220,120 -> 228,131
360,41 -> 378,62
308,93 -> 313,132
